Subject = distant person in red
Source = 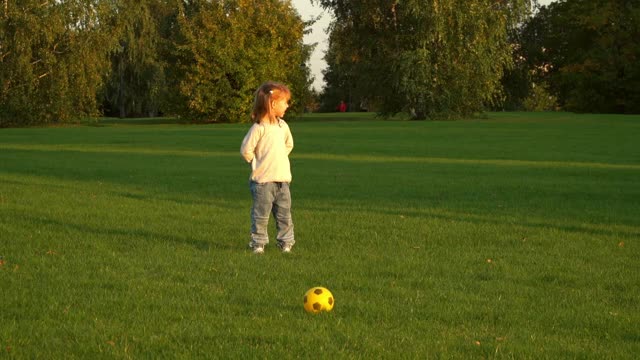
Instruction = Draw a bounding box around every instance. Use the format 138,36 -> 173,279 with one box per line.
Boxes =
338,100 -> 347,112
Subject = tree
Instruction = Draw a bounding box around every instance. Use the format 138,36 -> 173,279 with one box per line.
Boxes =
0,0 -> 117,126
317,0 -> 533,120
516,0 -> 640,113
165,0 -> 313,122
103,0 -> 169,118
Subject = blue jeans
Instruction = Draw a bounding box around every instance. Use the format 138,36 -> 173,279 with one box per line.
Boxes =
250,181 -> 295,248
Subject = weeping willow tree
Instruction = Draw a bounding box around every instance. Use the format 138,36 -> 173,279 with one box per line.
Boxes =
318,0 -> 533,119
0,0 -> 116,126
103,0 -> 169,118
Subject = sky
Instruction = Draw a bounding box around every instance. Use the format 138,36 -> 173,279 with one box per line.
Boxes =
291,1 -> 332,91
292,0 -> 557,91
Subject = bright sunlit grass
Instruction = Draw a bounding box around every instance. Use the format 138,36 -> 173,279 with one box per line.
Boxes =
1,112 -> 639,358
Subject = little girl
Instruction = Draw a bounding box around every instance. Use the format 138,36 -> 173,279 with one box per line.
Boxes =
240,81 -> 295,254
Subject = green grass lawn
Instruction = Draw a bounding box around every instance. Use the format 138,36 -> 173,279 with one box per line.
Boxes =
1,112 -> 639,358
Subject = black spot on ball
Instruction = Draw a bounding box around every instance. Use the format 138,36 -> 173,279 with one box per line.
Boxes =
328,297 -> 333,306
313,303 -> 322,311
314,288 -> 323,295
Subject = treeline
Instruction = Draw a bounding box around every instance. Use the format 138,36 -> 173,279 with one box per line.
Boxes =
318,0 -> 640,117
4,1 -> 637,126
0,0 -> 314,127
504,0 -> 640,113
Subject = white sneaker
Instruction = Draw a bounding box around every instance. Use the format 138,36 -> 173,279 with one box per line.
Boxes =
280,244 -> 293,253
252,245 -> 264,254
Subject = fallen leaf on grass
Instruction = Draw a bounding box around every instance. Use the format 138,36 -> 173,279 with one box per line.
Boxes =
107,341 -> 116,347
618,242 -> 625,248
46,250 -> 58,255
474,340 -> 481,346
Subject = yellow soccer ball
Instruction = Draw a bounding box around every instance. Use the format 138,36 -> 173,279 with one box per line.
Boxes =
303,287 -> 334,314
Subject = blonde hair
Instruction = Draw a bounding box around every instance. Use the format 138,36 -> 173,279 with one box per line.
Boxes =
252,81 -> 291,124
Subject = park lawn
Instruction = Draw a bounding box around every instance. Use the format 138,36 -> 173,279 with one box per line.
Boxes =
0,112 -> 639,358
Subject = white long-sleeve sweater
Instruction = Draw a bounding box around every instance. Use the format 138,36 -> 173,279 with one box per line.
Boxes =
240,119 -> 294,183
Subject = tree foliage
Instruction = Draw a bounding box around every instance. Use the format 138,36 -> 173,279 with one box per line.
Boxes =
165,0 -> 312,122
103,0 -> 169,118
319,28 -> 360,112
0,0 -> 116,126
0,0 -> 313,126
318,0 -> 532,119
509,0 -> 640,113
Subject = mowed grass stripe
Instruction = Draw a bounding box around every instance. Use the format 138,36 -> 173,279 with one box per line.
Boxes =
2,143 -> 639,171
295,153 -> 640,170
0,143 -> 231,159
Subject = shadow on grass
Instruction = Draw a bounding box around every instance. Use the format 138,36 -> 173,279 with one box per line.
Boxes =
0,148 -> 248,202
300,204 -> 640,239
114,190 -> 247,210
15,215 -> 235,252
407,209 -> 639,238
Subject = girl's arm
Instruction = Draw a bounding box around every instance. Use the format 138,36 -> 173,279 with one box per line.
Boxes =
284,124 -> 294,155
240,124 -> 262,163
